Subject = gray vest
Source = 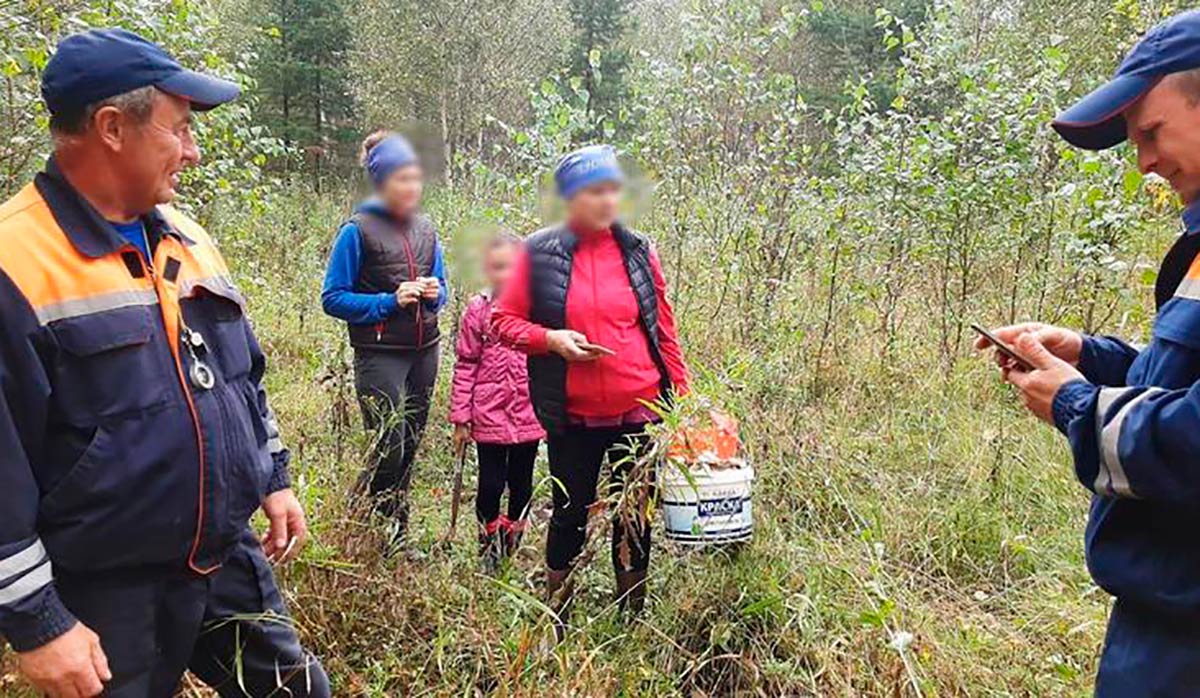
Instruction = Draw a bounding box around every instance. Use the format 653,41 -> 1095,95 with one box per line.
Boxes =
348,211 -> 440,350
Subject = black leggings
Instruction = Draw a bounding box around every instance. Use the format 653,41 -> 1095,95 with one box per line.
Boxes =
353,346 -> 439,521
545,424 -> 655,573
475,441 -> 540,524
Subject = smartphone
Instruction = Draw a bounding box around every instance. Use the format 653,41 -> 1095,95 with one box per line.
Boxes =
577,341 -> 616,357
970,323 -> 1036,371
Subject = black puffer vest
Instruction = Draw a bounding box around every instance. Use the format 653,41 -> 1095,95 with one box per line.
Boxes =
347,211 -> 440,351
526,222 -> 672,434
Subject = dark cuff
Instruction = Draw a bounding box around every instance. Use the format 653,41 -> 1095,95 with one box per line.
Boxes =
1052,379 -> 1096,435
3,589 -> 77,652
267,450 -> 292,494
1077,336 -> 1109,384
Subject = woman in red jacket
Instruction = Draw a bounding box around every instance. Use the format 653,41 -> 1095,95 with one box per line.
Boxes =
492,145 -> 689,627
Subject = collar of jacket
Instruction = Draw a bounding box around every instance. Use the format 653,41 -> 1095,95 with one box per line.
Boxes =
1185,199 -> 1200,236
356,196 -> 419,226
565,220 -> 648,250
566,219 -> 611,240
33,157 -> 194,259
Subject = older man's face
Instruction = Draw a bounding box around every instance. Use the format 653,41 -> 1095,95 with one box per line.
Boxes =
1126,76 -> 1200,204
114,91 -> 201,213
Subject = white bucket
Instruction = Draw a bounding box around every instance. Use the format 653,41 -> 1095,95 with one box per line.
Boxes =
661,462 -> 754,545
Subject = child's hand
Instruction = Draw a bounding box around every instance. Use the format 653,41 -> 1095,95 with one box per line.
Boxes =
453,423 -> 473,457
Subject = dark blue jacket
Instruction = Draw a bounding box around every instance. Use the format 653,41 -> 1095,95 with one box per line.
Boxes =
1054,201 -> 1200,613
0,161 -> 290,651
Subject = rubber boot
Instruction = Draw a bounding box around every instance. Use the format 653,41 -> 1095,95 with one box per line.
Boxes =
615,569 -> 648,618
504,518 -> 527,559
545,568 -> 573,642
480,518 -> 504,572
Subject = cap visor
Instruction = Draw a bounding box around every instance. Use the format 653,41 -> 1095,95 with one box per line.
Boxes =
156,70 -> 240,111
1052,74 -> 1156,150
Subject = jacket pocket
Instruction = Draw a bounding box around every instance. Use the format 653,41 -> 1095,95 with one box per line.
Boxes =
184,291 -> 254,381
49,305 -> 172,423
40,426 -> 111,515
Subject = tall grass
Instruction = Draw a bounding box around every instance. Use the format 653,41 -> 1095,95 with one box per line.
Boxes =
151,176 -> 1158,696
0,155 -> 1168,693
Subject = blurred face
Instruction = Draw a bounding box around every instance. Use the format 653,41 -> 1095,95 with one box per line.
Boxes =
379,165 -> 424,217
484,241 -> 517,293
101,91 -> 201,214
566,180 -> 623,231
1126,75 -> 1200,204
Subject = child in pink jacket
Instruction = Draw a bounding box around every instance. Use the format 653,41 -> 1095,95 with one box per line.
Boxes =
450,232 -> 546,566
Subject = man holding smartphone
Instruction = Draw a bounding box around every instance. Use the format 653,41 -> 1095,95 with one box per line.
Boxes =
978,10 -> 1200,696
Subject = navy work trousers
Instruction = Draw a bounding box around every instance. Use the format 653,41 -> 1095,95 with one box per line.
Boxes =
55,528 -> 329,697
1095,598 -> 1200,697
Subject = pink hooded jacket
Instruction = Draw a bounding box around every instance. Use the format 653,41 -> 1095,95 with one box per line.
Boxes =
450,293 -> 546,444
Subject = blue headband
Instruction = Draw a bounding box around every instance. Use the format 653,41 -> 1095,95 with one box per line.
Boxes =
366,135 -> 418,188
554,145 -> 625,199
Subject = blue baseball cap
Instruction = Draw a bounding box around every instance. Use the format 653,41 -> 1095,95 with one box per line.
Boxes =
1053,10 -> 1200,150
42,28 -> 240,117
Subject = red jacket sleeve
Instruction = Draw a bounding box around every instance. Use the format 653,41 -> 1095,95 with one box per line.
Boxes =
650,249 -> 690,393
491,246 -> 550,355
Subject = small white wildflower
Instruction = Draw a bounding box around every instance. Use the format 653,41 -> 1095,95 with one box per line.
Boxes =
889,630 -> 914,652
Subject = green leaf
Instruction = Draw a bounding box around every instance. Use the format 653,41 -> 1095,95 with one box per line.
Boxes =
1123,169 -> 1143,197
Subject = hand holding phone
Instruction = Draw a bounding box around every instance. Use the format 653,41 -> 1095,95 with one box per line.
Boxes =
546,330 -> 613,362
577,341 -> 616,357
971,323 -> 1037,371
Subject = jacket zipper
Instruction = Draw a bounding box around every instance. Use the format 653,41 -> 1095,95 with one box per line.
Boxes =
399,229 -> 422,348
143,246 -> 217,575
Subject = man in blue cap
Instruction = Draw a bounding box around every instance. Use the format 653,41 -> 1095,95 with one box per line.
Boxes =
0,29 -> 328,697
977,10 -> 1200,695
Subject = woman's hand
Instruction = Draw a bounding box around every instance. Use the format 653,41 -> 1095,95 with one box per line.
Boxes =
417,277 -> 441,301
395,281 -> 424,307
546,330 -> 605,362
452,424 -> 472,457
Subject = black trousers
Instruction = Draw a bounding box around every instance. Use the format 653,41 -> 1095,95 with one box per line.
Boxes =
353,345 -> 439,522
545,424 -> 655,573
475,441 -> 540,524
56,528 -> 329,697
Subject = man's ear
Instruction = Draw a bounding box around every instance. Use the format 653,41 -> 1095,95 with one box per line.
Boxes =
91,105 -> 127,152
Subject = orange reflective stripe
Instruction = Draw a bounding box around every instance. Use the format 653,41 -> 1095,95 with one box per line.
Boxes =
1175,252 -> 1200,300
0,185 -> 153,324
